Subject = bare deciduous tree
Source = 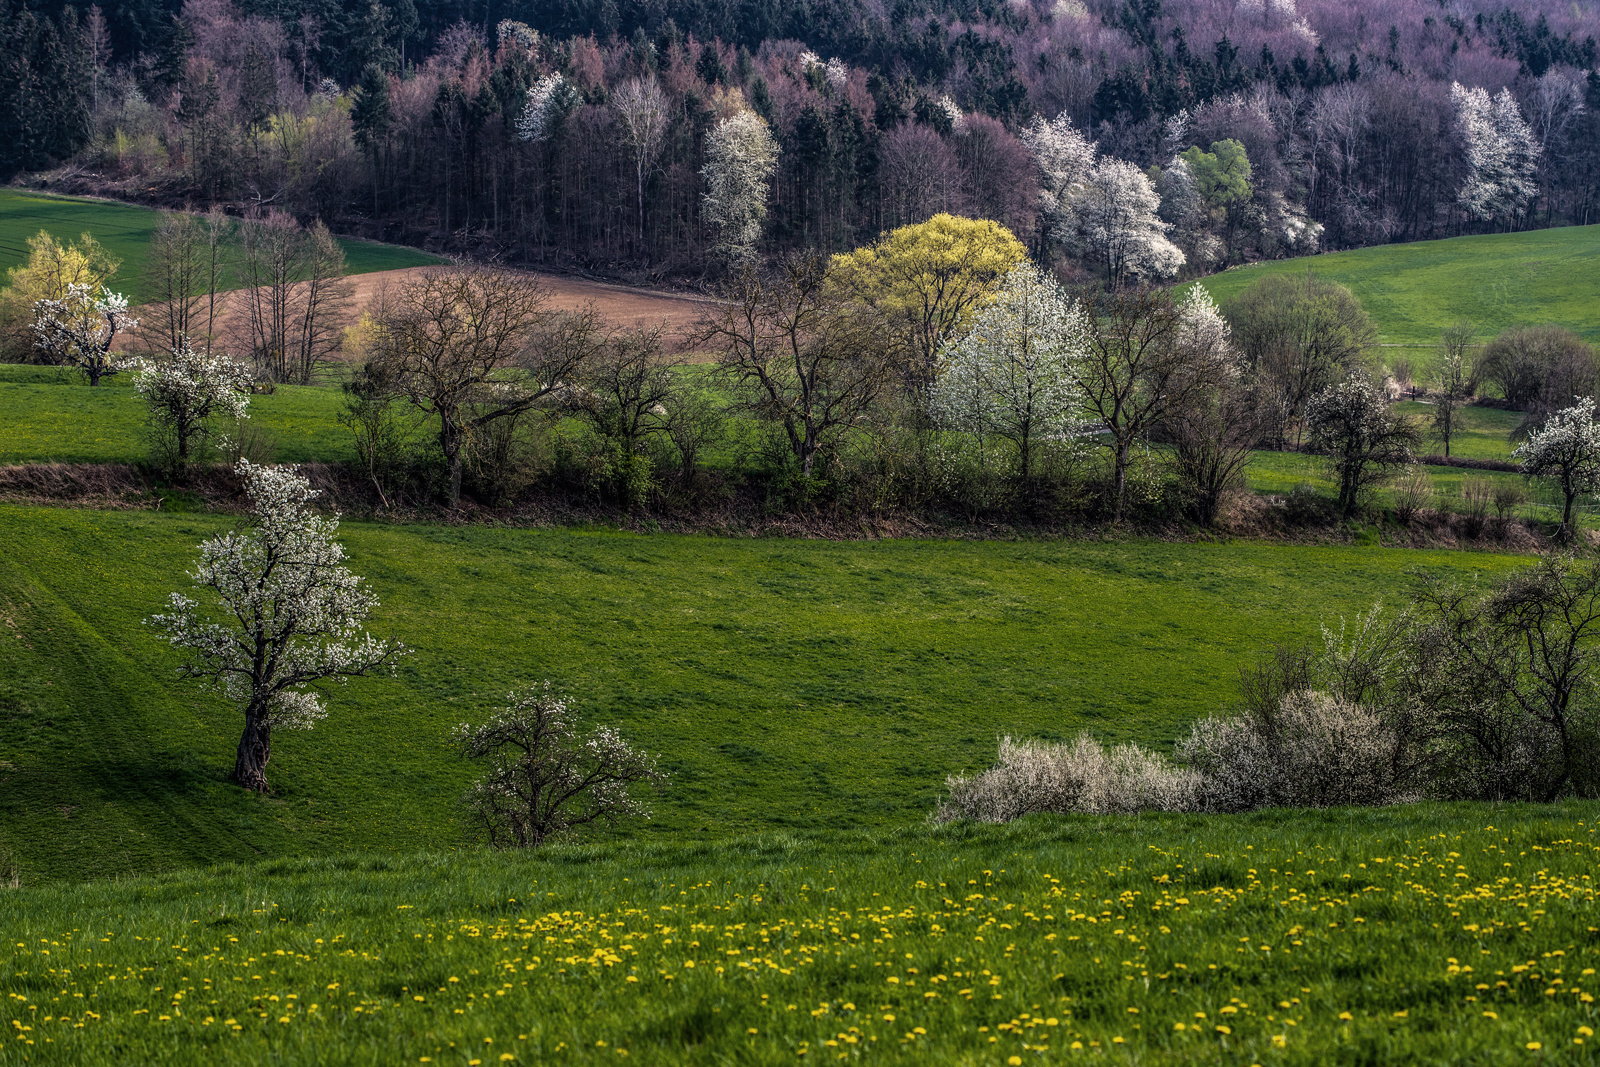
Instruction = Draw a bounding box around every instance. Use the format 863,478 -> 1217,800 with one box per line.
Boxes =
573,324 -> 680,506
1075,286 -> 1237,521
370,268 -> 580,508
698,253 -> 894,478
144,209 -> 232,355
1432,321 -> 1475,458
236,212 -> 352,384
612,77 -> 668,251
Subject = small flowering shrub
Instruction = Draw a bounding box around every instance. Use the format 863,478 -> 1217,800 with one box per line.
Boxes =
936,734 -> 1201,822
455,684 -> 665,848
1177,692 -> 1411,812
943,692 -> 1410,822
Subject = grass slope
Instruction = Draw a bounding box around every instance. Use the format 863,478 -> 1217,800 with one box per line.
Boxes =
0,366 -> 353,466
2,806 -> 1597,1065
0,190 -> 443,303
0,505 -> 1528,884
1194,225 -> 1600,346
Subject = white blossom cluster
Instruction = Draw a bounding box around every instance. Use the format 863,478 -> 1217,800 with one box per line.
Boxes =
454,682 -> 664,848
133,337 -> 254,427
148,460 -> 403,730
936,94 -> 966,133
1304,371 -> 1397,450
1175,284 -> 1240,378
700,109 -> 780,264
1024,113 -> 1184,282
517,73 -> 569,143
929,262 -> 1091,464
1514,397 -> 1600,495
32,283 -> 137,381
824,57 -> 849,91
496,19 -> 537,51
1451,82 -> 1540,222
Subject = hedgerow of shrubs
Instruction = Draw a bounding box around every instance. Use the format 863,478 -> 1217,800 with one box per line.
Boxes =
940,555 -> 1600,823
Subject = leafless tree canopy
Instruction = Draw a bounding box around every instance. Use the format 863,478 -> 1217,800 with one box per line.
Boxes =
369,267 -> 580,508
697,253 -> 894,478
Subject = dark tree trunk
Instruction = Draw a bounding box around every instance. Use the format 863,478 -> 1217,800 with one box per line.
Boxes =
233,712 -> 272,793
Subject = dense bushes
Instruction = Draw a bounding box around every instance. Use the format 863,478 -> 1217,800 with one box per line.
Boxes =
1477,326 -> 1597,413
939,556 -> 1600,823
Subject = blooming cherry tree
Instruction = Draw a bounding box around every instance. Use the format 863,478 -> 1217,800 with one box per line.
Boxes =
929,262 -> 1090,481
148,461 -> 405,793
1023,112 -> 1184,286
133,338 -> 254,465
32,282 -> 137,385
1452,82 -> 1540,224
455,683 -> 665,848
1514,397 -> 1600,538
701,108 -> 780,265
1076,158 -> 1185,286
516,73 -> 571,144
1304,371 -> 1420,518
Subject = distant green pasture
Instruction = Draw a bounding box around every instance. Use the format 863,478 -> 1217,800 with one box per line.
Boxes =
1193,224 -> 1600,346
0,189 -> 443,303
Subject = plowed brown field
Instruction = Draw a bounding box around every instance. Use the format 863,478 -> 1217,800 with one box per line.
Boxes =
126,267 -> 716,357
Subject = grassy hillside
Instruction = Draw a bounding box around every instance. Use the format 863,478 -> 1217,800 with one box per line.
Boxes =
1194,225 -> 1600,346
0,190 -> 443,303
2,805 -> 1595,1065
0,505 -> 1530,884
0,366 -> 354,465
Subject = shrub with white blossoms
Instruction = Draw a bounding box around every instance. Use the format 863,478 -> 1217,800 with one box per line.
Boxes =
31,282 -> 137,385
700,108 -> 780,265
929,262 -> 1091,481
133,338 -> 255,465
454,683 -> 665,848
147,461 -> 405,793
1514,396 -> 1600,537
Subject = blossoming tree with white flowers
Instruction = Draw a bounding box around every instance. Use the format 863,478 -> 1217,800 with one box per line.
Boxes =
929,262 -> 1090,482
148,461 -> 405,793
31,282 -> 137,385
454,683 -> 664,848
133,338 -> 255,467
1514,397 -> 1600,539
701,107 -> 780,266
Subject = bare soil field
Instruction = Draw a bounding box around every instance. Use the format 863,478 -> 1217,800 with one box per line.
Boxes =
125,266 -> 717,356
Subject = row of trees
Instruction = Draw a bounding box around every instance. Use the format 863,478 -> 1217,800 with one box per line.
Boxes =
10,208 -> 1589,534
13,0 -> 1600,279
0,215 -> 353,386
326,216 -> 1425,528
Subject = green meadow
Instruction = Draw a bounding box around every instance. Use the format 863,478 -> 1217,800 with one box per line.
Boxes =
0,189 -> 443,303
1194,224 -> 1600,346
2,806 -> 1596,1065
0,503 -> 1530,884
3,195 -> 1597,1067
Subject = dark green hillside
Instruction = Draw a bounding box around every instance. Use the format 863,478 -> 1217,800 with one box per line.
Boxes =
0,505 -> 1527,883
